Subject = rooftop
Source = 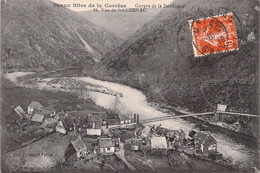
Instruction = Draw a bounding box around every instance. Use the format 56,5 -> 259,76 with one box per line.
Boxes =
31,113 -> 45,122
131,138 -> 142,146
40,119 -> 57,128
92,112 -> 107,121
151,136 -> 167,149
28,101 -> 44,109
99,138 -> 115,148
155,126 -> 182,137
140,126 -> 151,136
14,105 -> 26,118
71,137 -> 87,152
194,131 -> 217,144
88,114 -> 102,122
62,118 -> 74,130
45,118 -> 57,124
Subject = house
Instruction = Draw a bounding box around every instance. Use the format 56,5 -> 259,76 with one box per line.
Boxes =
31,112 -> 45,123
189,130 -> 217,156
70,137 -> 88,160
99,137 -> 120,154
56,121 -> 67,134
63,118 -> 75,131
154,126 -> 167,135
105,111 -> 121,125
28,101 -> 44,114
40,118 -> 57,133
86,114 -> 102,136
131,138 -> 143,151
40,118 -> 57,128
216,104 -> 227,112
56,118 -> 74,133
7,109 -> 24,125
154,126 -> 185,142
150,136 -> 168,155
55,111 -> 68,120
13,105 -> 26,119
41,106 -> 56,118
139,126 -> 151,138
118,114 -> 132,124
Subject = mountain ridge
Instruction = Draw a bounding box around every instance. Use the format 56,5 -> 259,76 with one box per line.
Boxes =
78,8 -> 162,40
1,0 -> 121,72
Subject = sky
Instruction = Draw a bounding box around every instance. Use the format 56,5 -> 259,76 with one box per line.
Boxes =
51,0 -> 173,11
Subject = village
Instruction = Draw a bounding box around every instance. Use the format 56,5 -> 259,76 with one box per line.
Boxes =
5,99 -> 237,171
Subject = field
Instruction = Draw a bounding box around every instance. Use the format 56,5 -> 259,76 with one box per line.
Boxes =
2,133 -> 78,172
124,148 -> 172,171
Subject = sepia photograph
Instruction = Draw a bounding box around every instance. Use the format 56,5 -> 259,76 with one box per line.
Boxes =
1,0 -> 259,172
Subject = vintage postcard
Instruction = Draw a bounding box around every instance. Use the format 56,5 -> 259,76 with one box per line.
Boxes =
1,0 -> 259,172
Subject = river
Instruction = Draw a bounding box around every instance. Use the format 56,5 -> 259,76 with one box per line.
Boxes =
74,77 -> 257,169
4,73 -> 258,169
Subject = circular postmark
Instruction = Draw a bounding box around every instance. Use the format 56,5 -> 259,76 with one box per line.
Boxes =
189,16 -> 230,56
177,7 -> 241,67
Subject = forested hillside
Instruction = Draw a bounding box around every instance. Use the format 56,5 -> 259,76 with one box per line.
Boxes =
1,0 -> 120,72
96,0 -> 258,114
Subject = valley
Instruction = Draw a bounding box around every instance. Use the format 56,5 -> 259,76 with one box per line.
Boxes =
1,0 -> 259,172
2,72 -> 259,172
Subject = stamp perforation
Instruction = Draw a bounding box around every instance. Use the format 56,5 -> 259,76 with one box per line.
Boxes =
188,13 -> 239,57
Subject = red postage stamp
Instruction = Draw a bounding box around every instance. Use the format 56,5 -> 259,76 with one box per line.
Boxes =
189,13 -> 239,57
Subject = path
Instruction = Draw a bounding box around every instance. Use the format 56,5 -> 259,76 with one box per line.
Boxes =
115,142 -> 136,171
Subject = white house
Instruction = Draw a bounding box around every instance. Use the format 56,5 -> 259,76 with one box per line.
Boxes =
99,138 -> 120,154
150,136 -> 168,154
71,137 -> 88,160
56,121 -> 67,134
217,104 -> 227,112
